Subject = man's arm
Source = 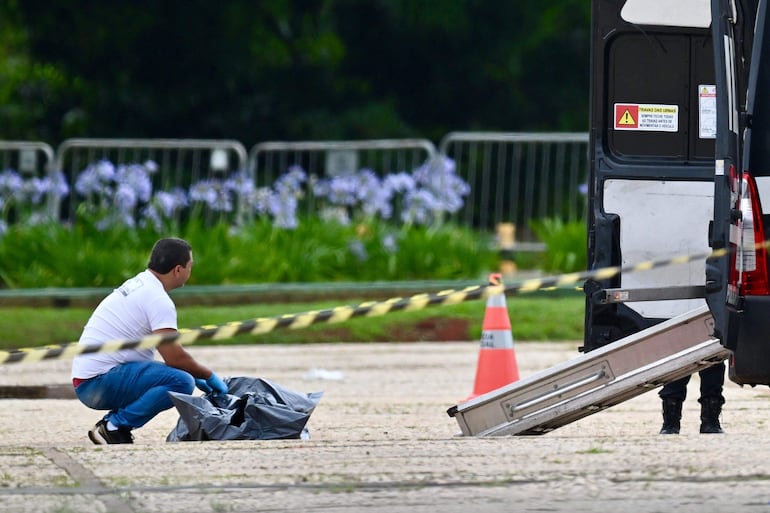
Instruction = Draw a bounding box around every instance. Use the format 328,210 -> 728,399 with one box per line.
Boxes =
154,328 -> 213,379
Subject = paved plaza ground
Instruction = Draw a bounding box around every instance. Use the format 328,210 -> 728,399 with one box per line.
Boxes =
1,340 -> 770,513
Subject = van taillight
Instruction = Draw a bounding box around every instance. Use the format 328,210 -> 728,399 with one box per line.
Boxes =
730,170 -> 770,297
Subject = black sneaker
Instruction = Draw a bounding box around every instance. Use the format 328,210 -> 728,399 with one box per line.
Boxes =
88,419 -> 134,445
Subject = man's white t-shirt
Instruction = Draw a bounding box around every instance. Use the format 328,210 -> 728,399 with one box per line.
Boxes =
71,269 -> 178,379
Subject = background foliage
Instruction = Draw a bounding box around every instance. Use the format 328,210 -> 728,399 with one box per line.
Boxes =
0,0 -> 590,145
0,218 -> 502,288
0,2 -> 592,346
0,0 -> 590,304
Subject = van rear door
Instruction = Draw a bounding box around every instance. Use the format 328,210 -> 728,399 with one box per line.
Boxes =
584,0 -> 719,351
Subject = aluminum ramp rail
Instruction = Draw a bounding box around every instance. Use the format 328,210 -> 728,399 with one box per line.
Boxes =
447,305 -> 730,436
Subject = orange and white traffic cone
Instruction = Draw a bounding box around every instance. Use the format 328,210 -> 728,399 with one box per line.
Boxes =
466,273 -> 520,400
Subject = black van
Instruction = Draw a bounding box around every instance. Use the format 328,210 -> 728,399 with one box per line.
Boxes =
584,0 -> 770,385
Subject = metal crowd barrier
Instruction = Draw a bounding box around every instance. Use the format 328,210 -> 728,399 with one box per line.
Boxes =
53,138 -> 248,221
438,132 -> 589,240
1,135 -> 590,235
248,138 -> 436,185
0,141 -> 55,177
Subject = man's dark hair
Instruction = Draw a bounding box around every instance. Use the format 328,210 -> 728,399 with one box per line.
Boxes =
148,238 -> 192,274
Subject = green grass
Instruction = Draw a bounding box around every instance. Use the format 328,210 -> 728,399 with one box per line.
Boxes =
0,293 -> 585,350
0,217 -> 589,350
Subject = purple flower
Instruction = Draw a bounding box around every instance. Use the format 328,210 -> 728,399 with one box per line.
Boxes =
143,160 -> 159,173
189,179 -> 233,212
313,169 -> 395,220
412,156 -> 469,215
326,176 -> 359,206
281,165 -> 307,191
355,170 -> 393,219
114,184 -> 138,212
155,189 -> 188,217
116,163 -> 153,202
16,177 -> 43,204
267,190 -> 298,229
0,168 -> 69,224
348,239 -> 368,261
252,187 -> 273,215
225,171 -> 255,195
44,171 -> 70,200
94,160 -> 116,182
75,160 -> 115,197
383,172 -> 416,193
381,233 -> 398,253
225,171 -> 260,217
319,206 -> 350,225
141,189 -> 187,231
313,172 -> 359,206
402,189 -> 442,225
0,170 -> 23,197
252,166 -> 305,229
72,160 -> 161,228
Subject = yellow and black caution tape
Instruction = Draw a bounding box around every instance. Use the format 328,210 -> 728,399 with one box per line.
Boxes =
0,242 -> 747,366
0,286 -> 496,365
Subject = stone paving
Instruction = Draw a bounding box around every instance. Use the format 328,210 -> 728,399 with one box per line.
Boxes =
1,341 -> 769,513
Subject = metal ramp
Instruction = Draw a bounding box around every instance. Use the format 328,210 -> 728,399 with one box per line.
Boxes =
447,305 -> 730,436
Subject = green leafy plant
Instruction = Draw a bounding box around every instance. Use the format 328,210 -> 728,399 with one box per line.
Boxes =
530,218 -> 587,273
0,217 -> 499,287
0,156 -> 503,287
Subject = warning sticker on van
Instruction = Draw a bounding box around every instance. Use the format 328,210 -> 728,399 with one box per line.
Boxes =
614,103 -> 678,132
698,85 -> 716,139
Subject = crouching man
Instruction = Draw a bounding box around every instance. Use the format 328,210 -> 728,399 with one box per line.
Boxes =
71,237 -> 227,444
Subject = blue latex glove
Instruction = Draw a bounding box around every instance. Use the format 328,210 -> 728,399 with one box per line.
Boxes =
204,372 -> 228,395
195,378 -> 213,394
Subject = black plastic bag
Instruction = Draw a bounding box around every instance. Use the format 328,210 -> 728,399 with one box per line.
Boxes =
166,376 -> 323,442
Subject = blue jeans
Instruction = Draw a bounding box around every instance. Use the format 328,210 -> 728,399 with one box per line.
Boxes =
75,361 -> 195,430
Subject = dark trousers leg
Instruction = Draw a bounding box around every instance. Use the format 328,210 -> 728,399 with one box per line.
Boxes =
698,361 -> 725,404
658,362 -> 725,403
659,375 -> 690,401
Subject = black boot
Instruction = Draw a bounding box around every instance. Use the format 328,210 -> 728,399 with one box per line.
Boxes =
699,397 -> 724,434
660,398 -> 682,434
